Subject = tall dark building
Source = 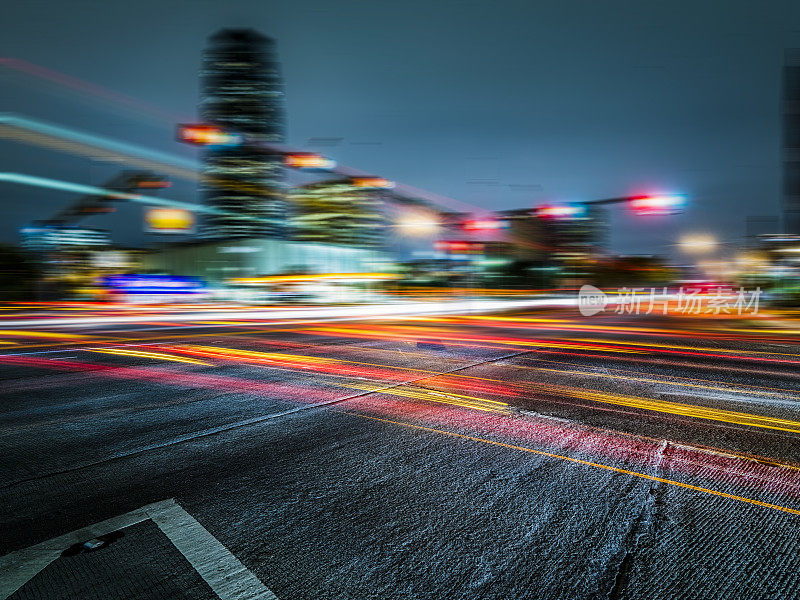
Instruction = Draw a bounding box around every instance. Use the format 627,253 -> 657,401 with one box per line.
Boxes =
200,28 -> 286,238
782,49 -> 800,234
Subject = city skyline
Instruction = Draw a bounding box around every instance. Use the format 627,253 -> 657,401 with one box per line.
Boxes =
6,4 -> 800,599
2,0 -> 800,255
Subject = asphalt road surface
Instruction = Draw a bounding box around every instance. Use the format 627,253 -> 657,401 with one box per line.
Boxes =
2,306 -> 800,599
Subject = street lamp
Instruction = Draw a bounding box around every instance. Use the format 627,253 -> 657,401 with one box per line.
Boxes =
679,233 -> 717,254
395,211 -> 441,237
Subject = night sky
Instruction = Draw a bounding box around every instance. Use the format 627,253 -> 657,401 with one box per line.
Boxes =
2,0 -> 800,255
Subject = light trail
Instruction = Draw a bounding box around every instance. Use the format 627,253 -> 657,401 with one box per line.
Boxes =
562,337 -> 800,359
300,324 -> 800,366
0,59 -> 189,123
0,298 -> 580,329
344,382 -> 511,413
0,172 -> 223,215
526,384 -> 800,435
4,346 -> 800,496
445,315 -> 800,344
0,330 -> 89,340
0,114 -> 197,170
132,342 -> 800,435
86,348 -> 212,366
505,363 -> 800,401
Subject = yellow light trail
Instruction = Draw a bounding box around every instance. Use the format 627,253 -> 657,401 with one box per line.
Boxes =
87,348 -> 212,366
179,345 -> 338,365
344,382 -> 510,413
543,386 -> 800,434
304,326 -> 648,354
174,344 -> 800,434
562,337 -> 800,358
509,364 -> 800,401
348,413 -> 800,515
0,330 -> 88,339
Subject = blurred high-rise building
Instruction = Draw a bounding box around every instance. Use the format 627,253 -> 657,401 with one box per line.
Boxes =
20,223 -> 110,253
200,28 -> 286,239
781,49 -> 800,234
289,180 -> 387,247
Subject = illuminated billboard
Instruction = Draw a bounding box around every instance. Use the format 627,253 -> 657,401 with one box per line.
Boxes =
144,208 -> 196,234
102,274 -> 205,295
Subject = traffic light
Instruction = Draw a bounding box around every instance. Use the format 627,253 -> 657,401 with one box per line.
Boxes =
461,218 -> 509,231
629,194 -> 686,216
534,204 -> 586,220
176,124 -> 244,147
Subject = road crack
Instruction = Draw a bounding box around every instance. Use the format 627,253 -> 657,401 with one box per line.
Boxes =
602,439 -> 669,600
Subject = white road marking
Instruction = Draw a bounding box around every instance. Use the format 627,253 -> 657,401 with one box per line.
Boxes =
0,498 -> 277,600
146,500 -> 277,600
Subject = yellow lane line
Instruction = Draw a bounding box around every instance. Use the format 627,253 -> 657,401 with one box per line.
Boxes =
348,413 -> 800,516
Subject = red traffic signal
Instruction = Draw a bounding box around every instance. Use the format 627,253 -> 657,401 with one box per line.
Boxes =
629,194 -> 686,215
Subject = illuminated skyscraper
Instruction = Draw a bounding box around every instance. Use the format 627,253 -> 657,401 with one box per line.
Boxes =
200,28 -> 286,238
782,49 -> 800,234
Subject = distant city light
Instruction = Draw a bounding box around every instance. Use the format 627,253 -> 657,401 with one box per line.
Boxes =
462,218 -> 509,231
176,124 -> 244,147
351,177 -> 395,189
395,211 -> 440,236
434,240 -> 485,254
136,180 -> 172,189
679,233 -> 718,254
283,153 -> 337,170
